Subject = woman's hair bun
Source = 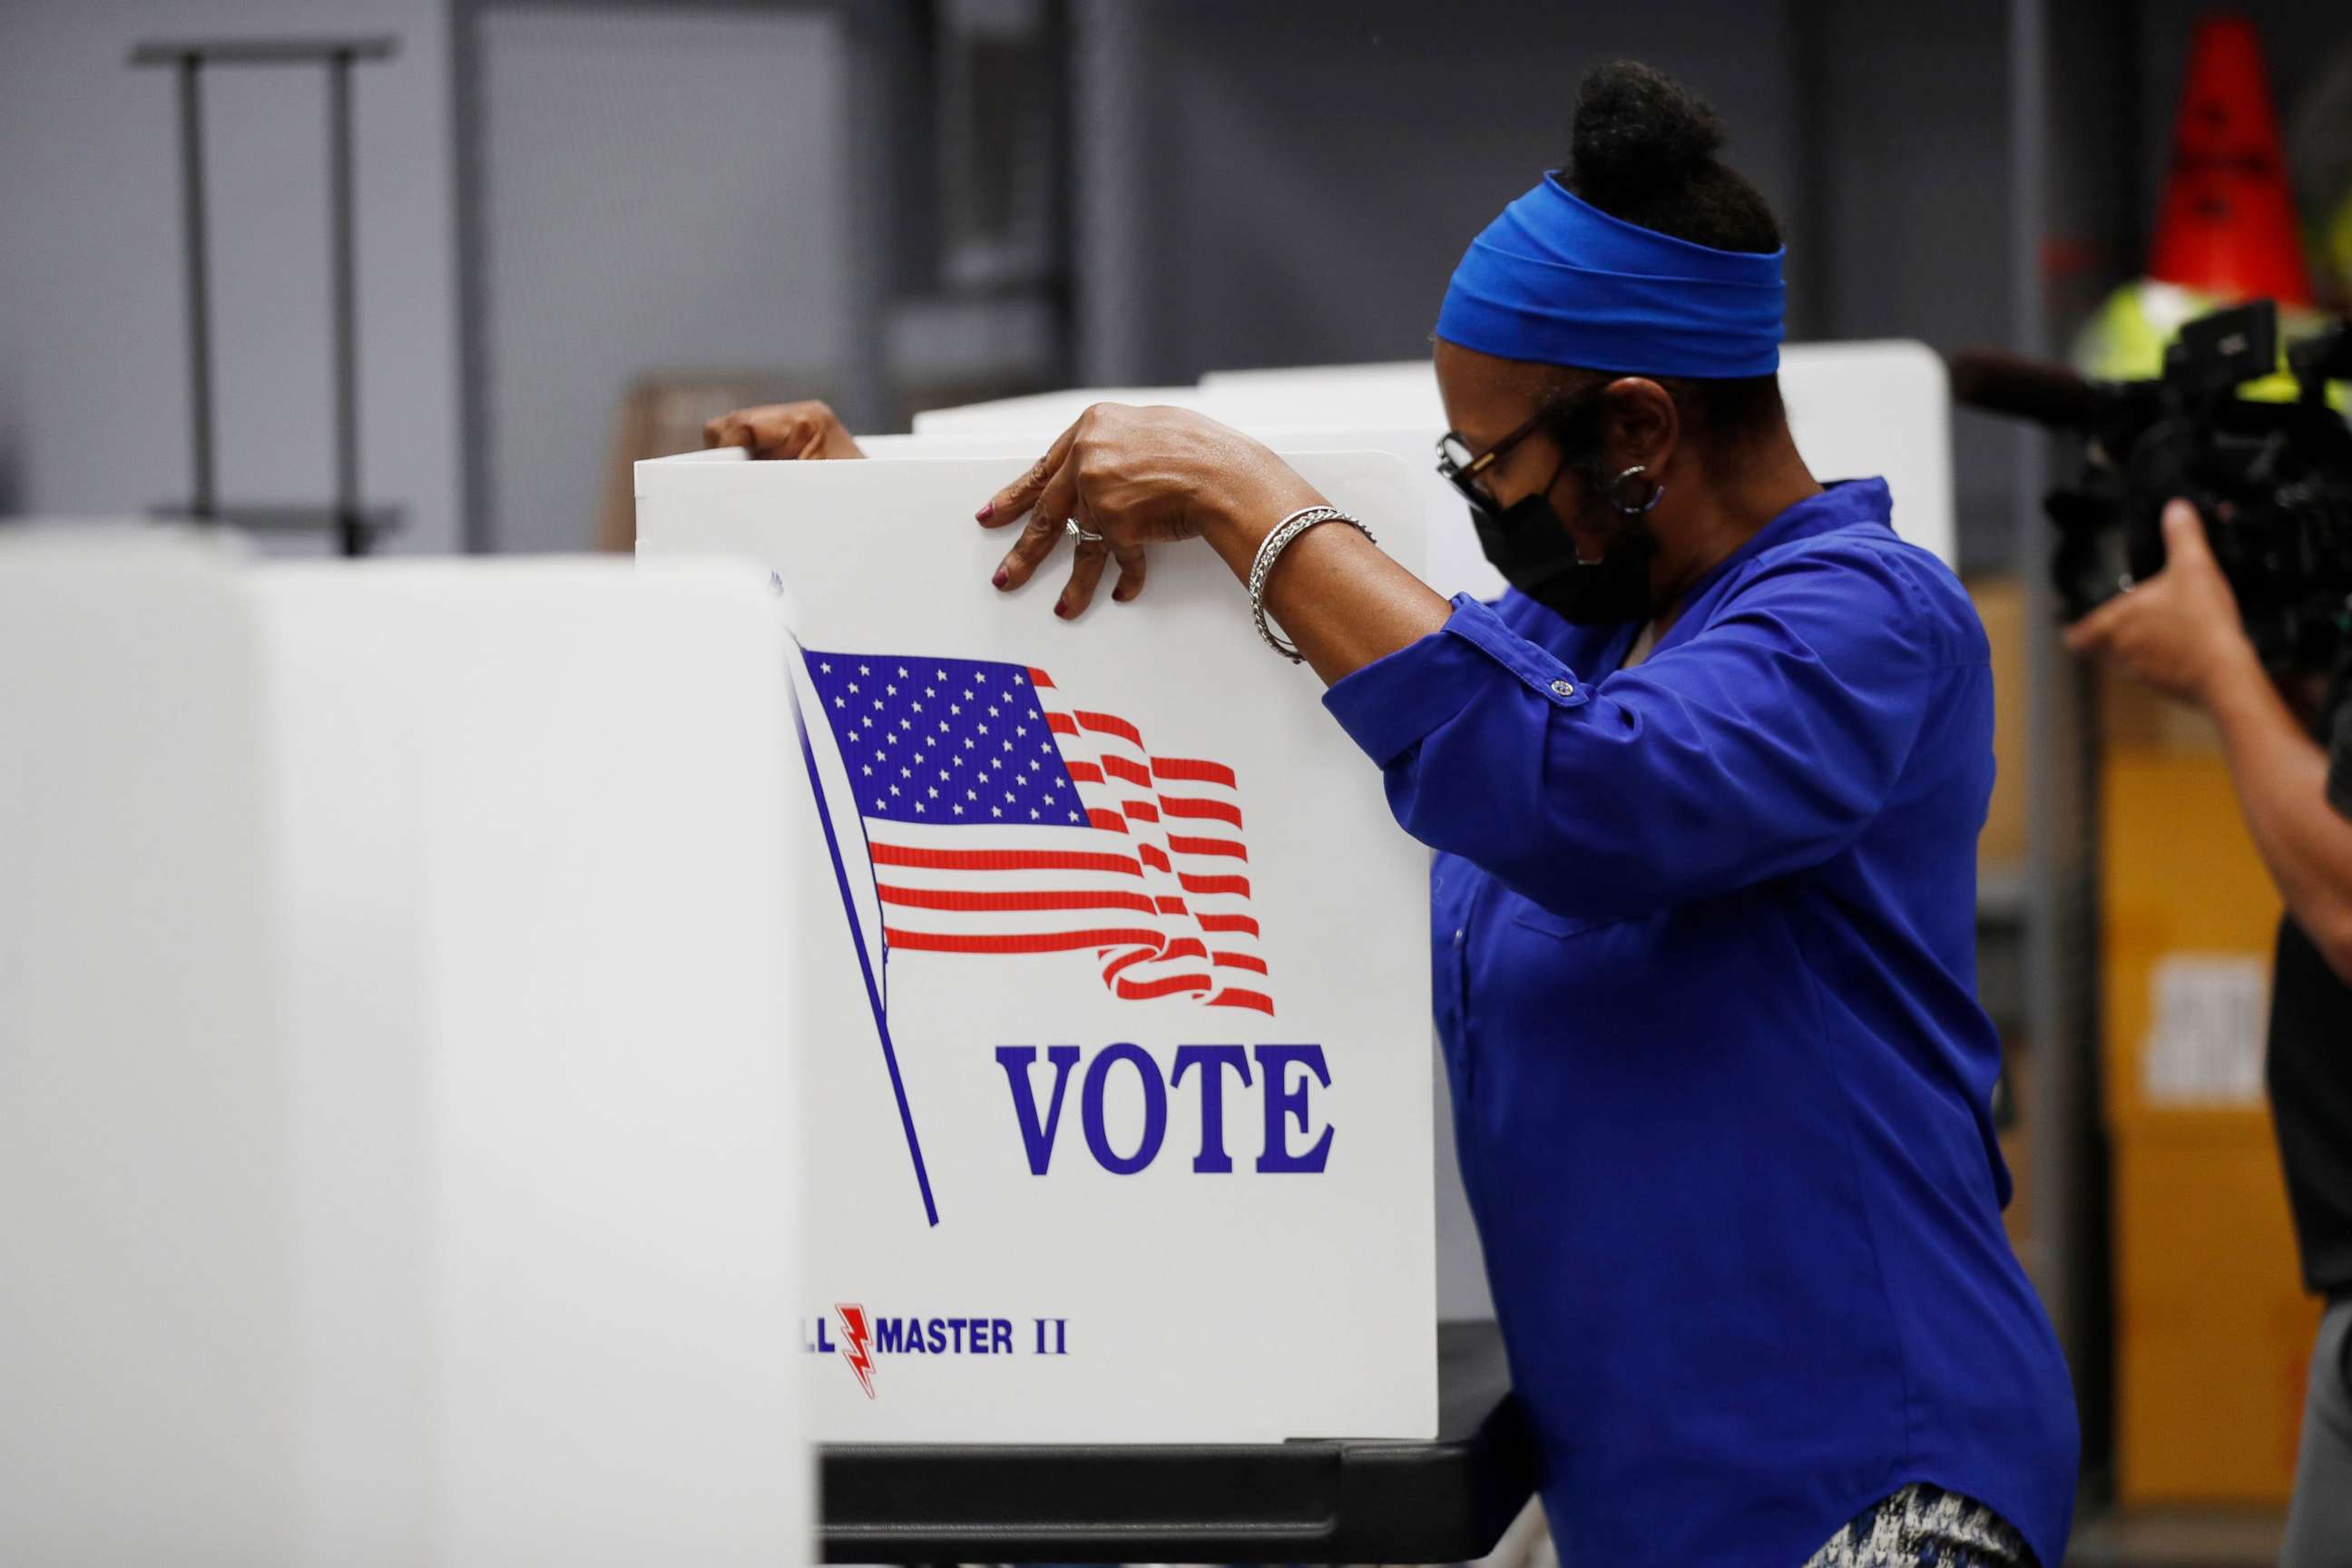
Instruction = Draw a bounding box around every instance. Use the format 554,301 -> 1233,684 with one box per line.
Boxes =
1570,61 -> 1726,205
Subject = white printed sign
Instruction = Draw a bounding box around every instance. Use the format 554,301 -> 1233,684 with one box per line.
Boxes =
2141,952 -> 2273,1107
637,451 -> 1439,1441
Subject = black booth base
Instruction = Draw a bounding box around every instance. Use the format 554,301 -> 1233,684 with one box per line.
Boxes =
819,1319 -> 1534,1564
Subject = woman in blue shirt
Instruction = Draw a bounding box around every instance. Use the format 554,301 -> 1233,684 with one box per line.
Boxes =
717,56 -> 2077,1568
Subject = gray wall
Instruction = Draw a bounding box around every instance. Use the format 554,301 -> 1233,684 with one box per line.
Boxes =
8,1 -> 2345,558
475,5 -> 854,554
1805,3 -> 2014,568
0,0 -> 460,553
1071,0 -> 1804,383
1065,0 -> 2042,570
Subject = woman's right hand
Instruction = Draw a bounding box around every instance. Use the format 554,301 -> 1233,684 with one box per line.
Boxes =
703,399 -> 865,460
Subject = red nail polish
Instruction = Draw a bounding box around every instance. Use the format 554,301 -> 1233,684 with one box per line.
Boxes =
1054,598 -> 1070,618
975,502 -> 995,522
993,568 -> 1010,589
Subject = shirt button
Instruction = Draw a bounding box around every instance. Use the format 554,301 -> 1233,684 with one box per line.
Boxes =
1550,678 -> 1575,697
1452,927 -> 1466,949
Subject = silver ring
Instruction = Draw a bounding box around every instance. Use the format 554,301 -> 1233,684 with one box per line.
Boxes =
1064,517 -> 1105,544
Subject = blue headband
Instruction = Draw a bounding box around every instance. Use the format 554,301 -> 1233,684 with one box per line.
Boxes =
1436,172 -> 1785,377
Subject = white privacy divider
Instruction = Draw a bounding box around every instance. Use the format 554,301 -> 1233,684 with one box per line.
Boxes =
638,448 -> 1439,1442
256,559 -> 804,1568
0,529 -> 300,1566
0,538 -> 808,1567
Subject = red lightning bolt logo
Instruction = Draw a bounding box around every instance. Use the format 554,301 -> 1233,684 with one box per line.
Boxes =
835,1303 -> 876,1398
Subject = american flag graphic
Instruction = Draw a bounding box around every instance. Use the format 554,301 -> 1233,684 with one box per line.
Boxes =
801,649 -> 1273,1015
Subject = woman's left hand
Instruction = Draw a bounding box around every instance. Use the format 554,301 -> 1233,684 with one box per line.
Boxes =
974,404 -> 1326,618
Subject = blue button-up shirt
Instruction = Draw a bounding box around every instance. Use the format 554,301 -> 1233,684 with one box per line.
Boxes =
1325,480 -> 2077,1568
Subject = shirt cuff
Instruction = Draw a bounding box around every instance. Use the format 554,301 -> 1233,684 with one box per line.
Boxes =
1322,593 -> 1591,767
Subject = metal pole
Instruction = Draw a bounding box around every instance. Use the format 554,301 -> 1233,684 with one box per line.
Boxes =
2010,0 -> 2093,1402
1786,0 -> 1834,339
1070,0 -> 1150,384
176,54 -> 216,518
2009,0 -> 2056,1326
451,2 -> 493,553
327,48 -> 363,555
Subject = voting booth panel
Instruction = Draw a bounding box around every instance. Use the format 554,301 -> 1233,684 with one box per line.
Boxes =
638,451 -> 1439,1442
0,532 -> 301,1565
0,539 -> 808,1568
254,561 -> 807,1565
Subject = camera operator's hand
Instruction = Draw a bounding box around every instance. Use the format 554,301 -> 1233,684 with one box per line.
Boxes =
2063,499 -> 2264,710
703,400 -> 865,461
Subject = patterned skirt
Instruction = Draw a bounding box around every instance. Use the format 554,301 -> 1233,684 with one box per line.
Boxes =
1800,1483 -> 2035,1568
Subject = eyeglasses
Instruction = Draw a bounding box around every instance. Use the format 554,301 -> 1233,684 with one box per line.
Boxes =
1435,407 -> 1554,519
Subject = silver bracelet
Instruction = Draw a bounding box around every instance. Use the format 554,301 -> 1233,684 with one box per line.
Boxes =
1247,505 -> 1376,662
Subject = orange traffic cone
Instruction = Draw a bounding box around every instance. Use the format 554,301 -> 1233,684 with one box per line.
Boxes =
2148,12 -> 2316,306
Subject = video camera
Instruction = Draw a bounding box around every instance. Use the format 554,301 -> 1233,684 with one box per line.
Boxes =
1951,300 -> 2352,676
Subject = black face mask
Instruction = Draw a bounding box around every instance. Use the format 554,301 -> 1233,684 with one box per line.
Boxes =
1471,464 -> 1658,625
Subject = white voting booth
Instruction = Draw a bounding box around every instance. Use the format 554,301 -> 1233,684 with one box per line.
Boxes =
637,449 -> 1441,1443
0,534 -> 806,1567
